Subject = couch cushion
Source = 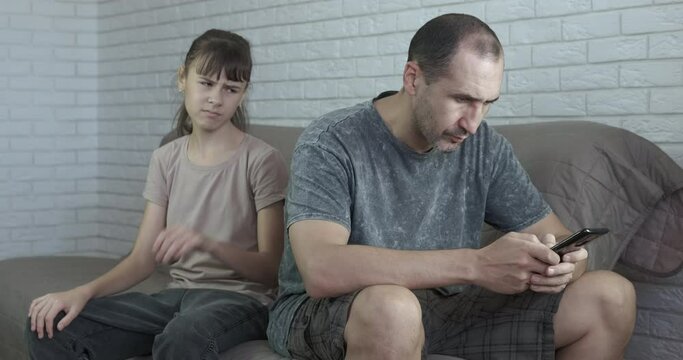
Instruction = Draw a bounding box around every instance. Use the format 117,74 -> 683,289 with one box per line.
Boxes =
494,121 -> 683,272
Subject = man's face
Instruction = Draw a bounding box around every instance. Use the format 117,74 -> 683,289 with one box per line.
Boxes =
412,50 -> 504,152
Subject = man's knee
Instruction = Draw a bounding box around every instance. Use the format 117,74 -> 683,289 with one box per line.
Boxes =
575,270 -> 636,326
346,285 -> 423,349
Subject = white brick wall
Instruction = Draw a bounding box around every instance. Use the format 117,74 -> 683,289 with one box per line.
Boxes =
0,0 -> 99,259
1,0 -> 682,355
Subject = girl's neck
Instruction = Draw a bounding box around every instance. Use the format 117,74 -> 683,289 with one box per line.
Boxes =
187,124 -> 245,166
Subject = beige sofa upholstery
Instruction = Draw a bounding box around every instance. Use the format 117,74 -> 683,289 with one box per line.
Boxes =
2,121 -> 682,359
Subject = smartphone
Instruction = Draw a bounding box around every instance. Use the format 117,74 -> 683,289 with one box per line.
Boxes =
551,228 -> 609,255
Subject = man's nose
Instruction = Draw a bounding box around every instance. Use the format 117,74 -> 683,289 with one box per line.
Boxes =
462,102 -> 484,134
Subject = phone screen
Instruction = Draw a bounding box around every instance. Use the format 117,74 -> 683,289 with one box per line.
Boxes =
551,228 -> 609,255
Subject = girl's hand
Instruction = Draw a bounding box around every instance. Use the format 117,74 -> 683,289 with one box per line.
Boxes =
28,287 -> 90,339
153,225 -> 208,264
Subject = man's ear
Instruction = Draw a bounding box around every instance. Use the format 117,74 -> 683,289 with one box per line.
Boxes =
403,61 -> 421,96
177,65 -> 186,92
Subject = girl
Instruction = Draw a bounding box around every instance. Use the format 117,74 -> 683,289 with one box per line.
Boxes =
27,29 -> 288,359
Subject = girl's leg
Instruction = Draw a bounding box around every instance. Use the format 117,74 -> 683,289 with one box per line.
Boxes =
153,289 -> 268,360
26,290 -> 183,360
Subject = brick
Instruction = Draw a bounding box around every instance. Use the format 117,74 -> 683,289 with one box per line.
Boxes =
9,15 -> 53,31
284,100 -> 322,119
10,137 -> 56,151
54,78 -> 98,91
34,152 -> 77,165
562,12 -> 620,41
11,76 -> 53,92
357,56 -> 398,77
533,93 -> 586,116
10,45 -> 53,60
11,167 -> 55,181
54,194 -> 98,209
587,89 -> 648,115
53,164 -> 98,179
12,227 -> 52,242
12,196 -> 55,211
376,32 -> 412,56
651,87 -> 683,113
507,68 -> 560,93
76,4 -> 97,17
94,209 -> 141,226
510,19 -> 562,45
291,19 -> 358,41
593,0 -> 651,10
34,62 -> 76,76
0,212 -> 32,227
343,0 -> 378,16
306,40 -> 340,60
33,31 -> 76,46
105,238 -> 136,255
304,80 -> 338,99
33,122 -> 77,136
35,92 -> 76,106
379,0 -> 417,12
77,33 -> 98,47
358,14 -> 397,36
0,181 -> 31,196
588,36 -> 647,63
0,152 -> 31,166
54,48 -> 98,62
532,42 -> 586,67
97,179 -> 145,195
561,64 -> 619,90
77,93 -> 98,105
487,94 -> 532,117
0,61 -> 30,75
537,0 -> 591,16
11,107 -> 54,120
99,164 -> 148,180
0,240 -> 31,259
98,150 -> 148,166
77,63 -> 98,76
396,8 -> 441,32
57,223 -> 99,238
2,121 -> 31,135
290,59 -> 355,80
78,149 -> 97,163
0,2 -> 30,13
338,78 -> 378,98
341,37 -> 379,58
622,4 -> 683,34
436,3 -> 485,21
485,0 -> 534,22
100,194 -> 145,211
33,180 -> 77,194
0,30 -> 31,44
57,107 -> 97,121
650,31 -> 683,58
489,23 -> 510,45
623,116 -> 683,142
33,209 -> 77,226
621,61 -> 683,87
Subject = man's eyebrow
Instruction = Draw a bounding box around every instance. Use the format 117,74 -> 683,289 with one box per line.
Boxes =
452,93 -> 500,103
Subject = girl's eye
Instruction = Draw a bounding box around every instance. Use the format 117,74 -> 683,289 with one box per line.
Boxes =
200,81 -> 212,87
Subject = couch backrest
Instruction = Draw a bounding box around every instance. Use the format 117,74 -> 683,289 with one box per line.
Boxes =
249,125 -> 304,166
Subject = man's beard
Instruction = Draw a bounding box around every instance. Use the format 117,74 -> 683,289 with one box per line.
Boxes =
412,95 -> 462,153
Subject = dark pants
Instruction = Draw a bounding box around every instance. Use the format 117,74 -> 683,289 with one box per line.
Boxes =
26,288 -> 268,360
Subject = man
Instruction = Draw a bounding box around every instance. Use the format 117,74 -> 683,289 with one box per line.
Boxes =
268,13 -> 636,360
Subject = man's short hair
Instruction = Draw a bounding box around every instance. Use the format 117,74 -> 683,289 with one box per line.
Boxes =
408,13 -> 503,84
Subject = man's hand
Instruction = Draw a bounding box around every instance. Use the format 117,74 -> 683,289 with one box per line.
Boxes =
528,234 -> 589,293
28,287 -> 90,339
473,232 -> 560,294
153,225 -> 208,264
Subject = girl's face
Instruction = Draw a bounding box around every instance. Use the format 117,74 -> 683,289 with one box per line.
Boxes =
178,62 -> 248,134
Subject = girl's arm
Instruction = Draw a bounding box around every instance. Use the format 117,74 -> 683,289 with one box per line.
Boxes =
154,201 -> 285,287
28,201 -> 166,338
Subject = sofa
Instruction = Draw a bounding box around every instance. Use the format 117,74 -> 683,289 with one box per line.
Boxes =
2,121 -> 682,359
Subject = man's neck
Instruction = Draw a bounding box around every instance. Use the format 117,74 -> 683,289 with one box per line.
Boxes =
374,90 -> 430,153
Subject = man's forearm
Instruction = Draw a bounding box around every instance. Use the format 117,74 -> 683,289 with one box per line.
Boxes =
297,243 -> 477,298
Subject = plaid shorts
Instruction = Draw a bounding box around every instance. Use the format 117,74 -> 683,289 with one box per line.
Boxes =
286,286 -> 563,360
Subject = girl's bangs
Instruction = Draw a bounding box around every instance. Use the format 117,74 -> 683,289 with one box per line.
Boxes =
193,46 -> 251,83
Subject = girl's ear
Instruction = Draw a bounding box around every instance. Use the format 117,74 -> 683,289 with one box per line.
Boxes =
177,65 -> 186,92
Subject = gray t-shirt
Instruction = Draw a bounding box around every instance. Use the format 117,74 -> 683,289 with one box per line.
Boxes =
268,93 -> 551,356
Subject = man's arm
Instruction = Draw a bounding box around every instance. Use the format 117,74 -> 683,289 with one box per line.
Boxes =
289,219 -> 559,298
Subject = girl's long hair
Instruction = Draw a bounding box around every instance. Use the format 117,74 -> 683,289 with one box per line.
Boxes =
172,29 -> 252,138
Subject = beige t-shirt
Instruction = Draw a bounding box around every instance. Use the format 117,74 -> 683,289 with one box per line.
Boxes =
143,134 -> 288,304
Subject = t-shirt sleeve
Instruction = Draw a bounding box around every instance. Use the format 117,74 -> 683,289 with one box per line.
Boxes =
143,149 -> 168,207
251,149 -> 289,211
286,143 -> 352,230
484,130 -> 551,232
